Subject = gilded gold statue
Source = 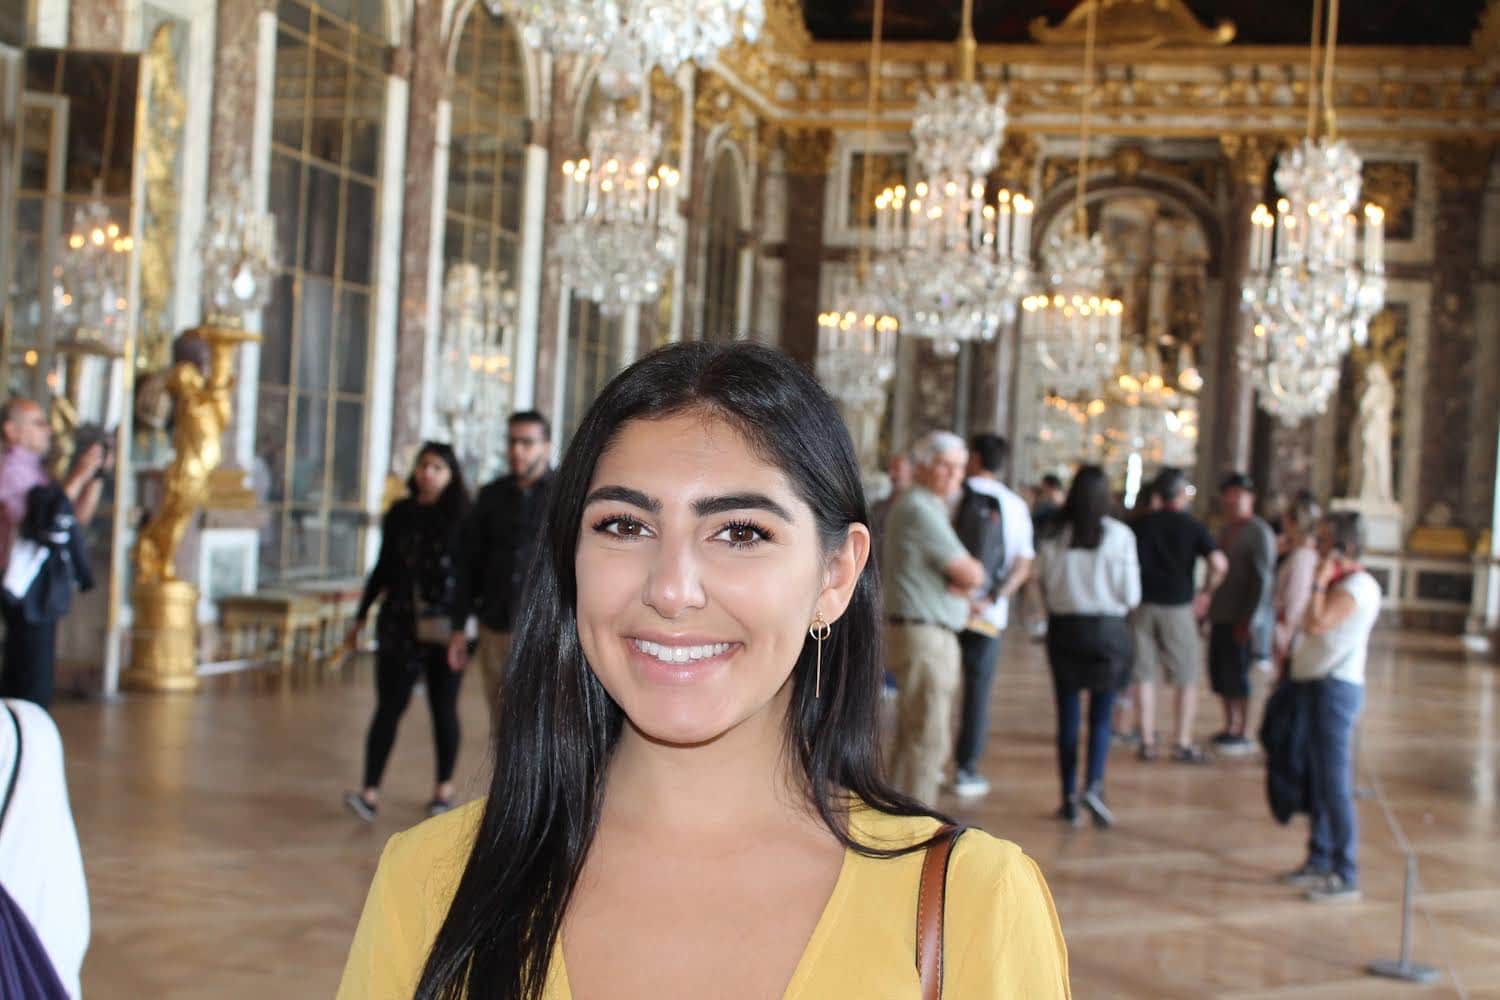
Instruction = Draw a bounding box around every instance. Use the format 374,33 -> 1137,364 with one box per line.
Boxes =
134,332 -> 232,583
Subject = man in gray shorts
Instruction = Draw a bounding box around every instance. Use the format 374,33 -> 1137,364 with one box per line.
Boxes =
1130,469 -> 1227,761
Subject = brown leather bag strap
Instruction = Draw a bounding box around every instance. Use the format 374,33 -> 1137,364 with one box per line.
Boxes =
915,823 -> 967,1000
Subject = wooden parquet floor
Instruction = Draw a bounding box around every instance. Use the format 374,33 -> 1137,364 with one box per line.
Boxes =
51,630 -> 1500,999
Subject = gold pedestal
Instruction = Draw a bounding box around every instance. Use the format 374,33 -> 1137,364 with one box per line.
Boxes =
124,581 -> 201,693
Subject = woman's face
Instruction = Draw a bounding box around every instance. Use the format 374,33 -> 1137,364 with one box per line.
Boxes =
574,411 -> 868,748
413,452 -> 452,502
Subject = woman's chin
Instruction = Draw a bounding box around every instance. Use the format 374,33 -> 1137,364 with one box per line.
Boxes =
625,701 -> 744,748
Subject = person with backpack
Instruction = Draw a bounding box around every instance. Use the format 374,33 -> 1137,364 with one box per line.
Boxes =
0,398 -> 106,709
950,433 -> 1034,798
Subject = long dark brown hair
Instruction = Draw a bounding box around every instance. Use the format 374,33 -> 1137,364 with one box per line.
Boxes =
413,342 -> 945,999
1053,464 -> 1112,550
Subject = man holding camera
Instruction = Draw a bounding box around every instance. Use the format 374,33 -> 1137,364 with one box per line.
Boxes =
0,398 -> 107,708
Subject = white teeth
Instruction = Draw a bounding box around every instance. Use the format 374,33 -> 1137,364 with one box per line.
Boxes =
632,639 -> 732,664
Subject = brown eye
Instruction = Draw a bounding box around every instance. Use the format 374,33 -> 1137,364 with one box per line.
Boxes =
714,521 -> 772,548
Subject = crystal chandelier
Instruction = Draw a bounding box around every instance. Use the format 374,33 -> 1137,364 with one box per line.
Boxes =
200,170 -> 279,327
1241,0 -> 1385,426
488,0 -> 763,74
817,272 -> 898,408
437,263 -> 516,481
554,104 -> 682,314
1020,0 -> 1121,398
52,194 -> 133,354
871,0 -> 1031,358
1022,225 -> 1123,398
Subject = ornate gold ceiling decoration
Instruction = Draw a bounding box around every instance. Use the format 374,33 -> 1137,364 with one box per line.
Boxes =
1029,0 -> 1235,48
695,3 -> 1496,140
694,70 -> 761,156
1042,144 -> 1221,198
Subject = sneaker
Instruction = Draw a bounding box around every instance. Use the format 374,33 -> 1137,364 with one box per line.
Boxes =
1217,736 -> 1256,757
1305,873 -> 1362,903
1113,729 -> 1142,749
1170,744 -> 1212,764
344,791 -> 377,822
1081,786 -> 1114,829
425,797 -> 454,818
1210,731 -> 1235,746
952,771 -> 991,798
1055,800 -> 1083,827
1277,863 -> 1331,887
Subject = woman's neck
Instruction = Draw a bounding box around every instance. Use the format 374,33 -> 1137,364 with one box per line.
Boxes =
602,695 -> 812,838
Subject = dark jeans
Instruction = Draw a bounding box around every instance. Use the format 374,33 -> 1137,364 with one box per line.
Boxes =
954,629 -> 1001,775
1053,680 -> 1117,805
1304,677 -> 1364,882
0,603 -> 57,709
362,639 -> 463,790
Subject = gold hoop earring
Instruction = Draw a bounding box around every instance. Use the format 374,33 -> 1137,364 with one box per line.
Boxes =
809,614 -> 832,698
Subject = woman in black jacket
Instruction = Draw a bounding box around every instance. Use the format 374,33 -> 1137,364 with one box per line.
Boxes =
344,442 -> 470,821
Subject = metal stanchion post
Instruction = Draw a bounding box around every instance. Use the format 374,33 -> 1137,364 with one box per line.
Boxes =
1368,853 -> 1439,984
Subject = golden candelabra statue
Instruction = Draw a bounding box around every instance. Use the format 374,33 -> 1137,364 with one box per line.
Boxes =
124,165 -> 277,694
123,324 -> 260,693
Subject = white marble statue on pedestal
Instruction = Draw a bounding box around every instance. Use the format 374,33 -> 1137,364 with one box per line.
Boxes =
1333,361 -> 1402,553
1352,361 -> 1396,505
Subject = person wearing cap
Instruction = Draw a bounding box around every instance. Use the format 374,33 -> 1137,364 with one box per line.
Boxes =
1206,473 -> 1276,754
1130,468 -> 1228,762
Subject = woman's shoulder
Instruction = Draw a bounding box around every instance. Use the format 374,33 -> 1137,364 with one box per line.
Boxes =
1101,517 -> 1137,548
848,806 -> 1042,887
375,798 -> 485,912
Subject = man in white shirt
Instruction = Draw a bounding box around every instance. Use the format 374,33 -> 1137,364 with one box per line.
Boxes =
950,434 -> 1033,798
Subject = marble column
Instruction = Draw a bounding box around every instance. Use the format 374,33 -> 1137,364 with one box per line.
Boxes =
965,320 -> 1021,439
528,56 -> 579,424
208,0 -> 273,189
1211,135 -> 1277,484
388,0 -> 446,470
776,126 -> 832,369
1420,140 -> 1492,528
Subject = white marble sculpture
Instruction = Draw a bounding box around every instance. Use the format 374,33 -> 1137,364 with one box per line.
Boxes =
1352,361 -> 1396,504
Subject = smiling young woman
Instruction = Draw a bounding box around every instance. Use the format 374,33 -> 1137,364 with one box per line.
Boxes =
336,342 -> 1070,1000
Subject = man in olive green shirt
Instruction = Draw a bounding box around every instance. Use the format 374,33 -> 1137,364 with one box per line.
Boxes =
881,431 -> 984,805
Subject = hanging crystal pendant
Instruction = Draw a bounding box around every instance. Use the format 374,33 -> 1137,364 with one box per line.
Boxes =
200,171 -> 280,327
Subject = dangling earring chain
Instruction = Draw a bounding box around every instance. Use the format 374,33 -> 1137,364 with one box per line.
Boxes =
809,613 -> 832,698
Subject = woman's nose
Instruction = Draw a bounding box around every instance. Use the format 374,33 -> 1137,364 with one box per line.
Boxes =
641,537 -> 707,618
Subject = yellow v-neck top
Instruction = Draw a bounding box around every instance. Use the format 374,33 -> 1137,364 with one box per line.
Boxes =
337,799 -> 1071,999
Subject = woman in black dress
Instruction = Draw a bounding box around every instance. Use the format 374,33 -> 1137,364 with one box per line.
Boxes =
344,442 -> 470,821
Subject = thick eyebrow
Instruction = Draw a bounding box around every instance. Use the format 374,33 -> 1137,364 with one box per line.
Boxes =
583,486 -> 794,523
692,492 -> 794,522
584,485 -> 661,513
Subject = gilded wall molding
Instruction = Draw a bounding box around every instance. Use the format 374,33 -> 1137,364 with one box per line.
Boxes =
702,38 -> 1497,141
694,71 -> 758,157
1219,133 -> 1282,190
778,126 -> 834,176
1043,144 -> 1221,198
